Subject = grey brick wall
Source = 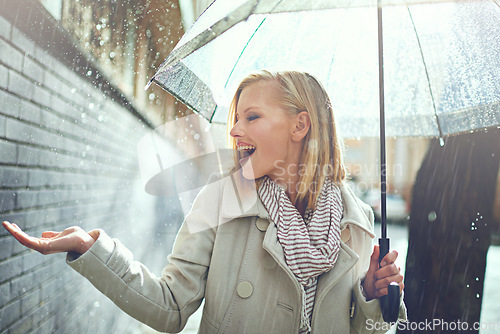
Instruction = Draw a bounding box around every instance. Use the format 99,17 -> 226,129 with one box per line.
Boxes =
0,7 -> 185,334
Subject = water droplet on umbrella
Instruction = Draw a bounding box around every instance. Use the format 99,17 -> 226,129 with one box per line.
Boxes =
428,211 -> 437,222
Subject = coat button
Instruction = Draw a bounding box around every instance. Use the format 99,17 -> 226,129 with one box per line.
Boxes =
255,219 -> 269,231
237,281 -> 253,298
341,227 -> 351,243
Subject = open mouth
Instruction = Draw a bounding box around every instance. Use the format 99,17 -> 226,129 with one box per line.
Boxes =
237,145 -> 256,159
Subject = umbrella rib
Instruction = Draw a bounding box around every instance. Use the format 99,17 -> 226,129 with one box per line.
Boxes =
223,0 -> 288,91
223,18 -> 268,90
406,5 -> 445,142
210,17 -> 267,123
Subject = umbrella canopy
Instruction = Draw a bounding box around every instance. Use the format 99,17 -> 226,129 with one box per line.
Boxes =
149,0 -> 499,138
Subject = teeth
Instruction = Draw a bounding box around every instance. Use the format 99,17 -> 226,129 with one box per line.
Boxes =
237,145 -> 256,151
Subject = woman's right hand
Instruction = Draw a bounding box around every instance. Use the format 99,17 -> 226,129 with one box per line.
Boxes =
2,221 -> 98,255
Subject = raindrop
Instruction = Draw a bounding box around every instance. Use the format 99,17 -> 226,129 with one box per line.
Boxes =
194,134 -> 200,140
86,70 -> 92,76
475,277 -> 479,281
81,113 -> 87,119
71,88 -> 76,94
85,145 -> 91,151
148,93 -> 155,101
89,103 -> 95,110
94,301 -> 100,308
428,211 -> 437,222
476,294 -> 480,298
109,52 -> 115,59
98,115 -> 104,122
466,284 -> 470,288
439,137 -> 445,146
81,152 -> 86,157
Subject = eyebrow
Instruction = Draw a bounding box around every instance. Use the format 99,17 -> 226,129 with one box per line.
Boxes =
236,107 -> 259,117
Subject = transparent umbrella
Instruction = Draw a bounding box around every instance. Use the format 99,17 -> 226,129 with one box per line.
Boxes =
147,0 -> 500,323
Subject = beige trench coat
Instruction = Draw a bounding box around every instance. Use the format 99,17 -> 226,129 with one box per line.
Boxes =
68,175 -> 406,333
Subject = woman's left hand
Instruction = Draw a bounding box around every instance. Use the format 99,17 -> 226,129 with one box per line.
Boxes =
362,245 -> 404,301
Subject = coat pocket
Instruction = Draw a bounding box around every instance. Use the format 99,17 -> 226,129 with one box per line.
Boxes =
277,301 -> 294,312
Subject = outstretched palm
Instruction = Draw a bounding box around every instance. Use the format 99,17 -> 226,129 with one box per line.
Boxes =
2,221 -> 97,255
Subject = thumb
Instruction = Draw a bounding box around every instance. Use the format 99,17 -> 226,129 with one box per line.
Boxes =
88,229 -> 100,241
41,231 -> 60,238
368,245 -> 380,273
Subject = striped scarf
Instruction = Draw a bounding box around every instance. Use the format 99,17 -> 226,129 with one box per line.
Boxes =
258,176 -> 343,333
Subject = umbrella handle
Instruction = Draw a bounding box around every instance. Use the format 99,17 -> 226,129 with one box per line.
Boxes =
378,237 -> 400,323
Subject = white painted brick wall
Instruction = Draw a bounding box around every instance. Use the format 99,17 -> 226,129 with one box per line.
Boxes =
0,9 -> 186,334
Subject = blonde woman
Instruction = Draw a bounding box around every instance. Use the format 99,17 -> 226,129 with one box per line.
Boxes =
3,70 -> 406,333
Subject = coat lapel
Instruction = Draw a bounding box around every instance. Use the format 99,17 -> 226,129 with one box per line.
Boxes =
219,175 -> 372,296
315,242 -> 359,301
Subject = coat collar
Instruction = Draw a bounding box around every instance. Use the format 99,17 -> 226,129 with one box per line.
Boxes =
219,175 -> 374,239
219,174 -> 269,223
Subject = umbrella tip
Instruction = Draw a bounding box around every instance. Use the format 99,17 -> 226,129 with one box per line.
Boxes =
144,78 -> 154,91
439,137 -> 445,147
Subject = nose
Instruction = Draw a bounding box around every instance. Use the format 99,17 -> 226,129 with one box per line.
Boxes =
230,120 -> 243,138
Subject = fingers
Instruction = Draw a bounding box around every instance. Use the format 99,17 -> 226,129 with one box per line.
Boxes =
373,249 -> 404,298
376,282 -> 405,297
374,266 -> 404,288
380,250 -> 398,267
3,221 -> 34,247
2,221 -> 85,255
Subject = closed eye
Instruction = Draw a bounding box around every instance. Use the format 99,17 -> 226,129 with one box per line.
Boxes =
247,115 -> 259,121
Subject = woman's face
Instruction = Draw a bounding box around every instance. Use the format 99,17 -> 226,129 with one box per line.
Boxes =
230,80 -> 302,183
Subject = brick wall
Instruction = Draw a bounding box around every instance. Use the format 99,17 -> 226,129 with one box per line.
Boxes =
0,6 -> 185,334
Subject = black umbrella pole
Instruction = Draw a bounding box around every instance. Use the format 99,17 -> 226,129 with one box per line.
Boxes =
377,2 -> 400,324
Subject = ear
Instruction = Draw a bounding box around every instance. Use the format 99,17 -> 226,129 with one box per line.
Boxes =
291,111 -> 311,142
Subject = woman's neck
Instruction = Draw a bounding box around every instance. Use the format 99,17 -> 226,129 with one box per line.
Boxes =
269,172 -> 307,216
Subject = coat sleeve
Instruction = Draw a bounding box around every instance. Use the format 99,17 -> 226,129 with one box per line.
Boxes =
66,179 -> 223,333
349,196 -> 407,334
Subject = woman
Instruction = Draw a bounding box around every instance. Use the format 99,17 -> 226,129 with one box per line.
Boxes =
3,70 -> 405,333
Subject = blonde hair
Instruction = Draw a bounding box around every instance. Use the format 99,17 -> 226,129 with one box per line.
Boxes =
227,70 -> 346,210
